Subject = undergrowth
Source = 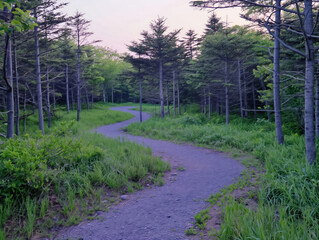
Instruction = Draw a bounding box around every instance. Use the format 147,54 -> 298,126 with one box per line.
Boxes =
127,112 -> 319,239
0,103 -> 170,239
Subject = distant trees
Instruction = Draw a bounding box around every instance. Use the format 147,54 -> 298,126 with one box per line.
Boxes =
191,0 -> 319,164
127,17 -> 182,118
0,1 -> 129,139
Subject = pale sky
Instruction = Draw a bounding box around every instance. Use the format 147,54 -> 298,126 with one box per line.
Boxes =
58,0 -> 247,54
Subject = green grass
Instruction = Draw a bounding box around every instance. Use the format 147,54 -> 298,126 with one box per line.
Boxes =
0,103 -> 170,239
21,102 -> 134,135
127,111 -> 319,239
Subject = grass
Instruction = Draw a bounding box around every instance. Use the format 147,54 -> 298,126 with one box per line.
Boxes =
126,110 -> 319,239
0,103 -> 170,239
21,102 -> 134,135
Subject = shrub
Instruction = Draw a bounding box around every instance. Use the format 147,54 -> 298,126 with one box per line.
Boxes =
0,122 -> 103,200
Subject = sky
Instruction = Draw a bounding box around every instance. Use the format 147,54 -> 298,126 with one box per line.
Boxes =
58,0 -> 248,54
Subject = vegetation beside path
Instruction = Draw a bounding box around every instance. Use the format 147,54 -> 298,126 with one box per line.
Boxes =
0,103 -> 170,239
127,110 -> 319,239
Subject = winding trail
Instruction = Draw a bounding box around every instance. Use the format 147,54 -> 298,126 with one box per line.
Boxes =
55,106 -> 244,240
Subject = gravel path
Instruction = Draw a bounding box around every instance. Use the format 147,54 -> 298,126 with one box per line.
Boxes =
55,106 -> 244,240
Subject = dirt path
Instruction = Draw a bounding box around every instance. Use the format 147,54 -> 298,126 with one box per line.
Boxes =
55,106 -> 244,240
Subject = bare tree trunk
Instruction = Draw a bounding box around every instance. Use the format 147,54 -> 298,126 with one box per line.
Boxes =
34,8 -> 44,134
273,0 -> 284,144
71,87 -> 74,110
139,71 -> 143,122
304,0 -> 316,164
65,63 -> 70,113
159,58 -> 164,118
243,69 -> 248,118
316,75 -> 319,137
46,68 -> 51,128
25,82 -> 35,114
13,32 -> 19,136
166,79 -> 170,116
5,33 -> 14,138
76,72 -> 81,122
76,26 -> 81,121
52,83 -> 56,110
238,60 -> 244,118
225,59 -> 229,124
173,71 -> 176,117
177,75 -> 181,115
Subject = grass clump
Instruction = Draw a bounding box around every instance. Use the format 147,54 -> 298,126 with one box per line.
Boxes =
127,111 -> 319,239
0,103 -> 170,239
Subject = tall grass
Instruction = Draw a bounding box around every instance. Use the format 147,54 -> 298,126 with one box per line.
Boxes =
0,103 -> 170,239
127,112 -> 319,239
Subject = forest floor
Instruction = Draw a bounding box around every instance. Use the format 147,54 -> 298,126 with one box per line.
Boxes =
53,106 -> 245,240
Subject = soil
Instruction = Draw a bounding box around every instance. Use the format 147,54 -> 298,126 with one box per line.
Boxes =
53,106 -> 245,240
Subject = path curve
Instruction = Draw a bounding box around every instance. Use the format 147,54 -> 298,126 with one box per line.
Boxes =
55,106 -> 244,240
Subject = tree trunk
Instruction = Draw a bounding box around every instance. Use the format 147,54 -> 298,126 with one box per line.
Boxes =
238,60 -> 244,118
273,0 -> 284,144
139,71 -> 143,122
76,27 -> 81,122
166,79 -> 170,116
173,71 -> 176,117
225,59 -> 229,124
5,33 -> 14,139
46,68 -> 51,128
112,84 -> 114,104
304,0 -> 316,164
243,69 -> 248,118
252,81 -> 257,118
13,32 -> 19,136
159,58 -> 164,118
316,75 -> 319,137
71,87 -> 74,111
34,8 -> 44,135
65,63 -> 70,113
52,83 -> 56,109
208,91 -> 211,120
177,75 -> 181,115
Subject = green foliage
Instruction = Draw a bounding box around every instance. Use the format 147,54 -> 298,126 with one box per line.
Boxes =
0,1 -> 36,35
0,104 -> 170,239
185,227 -> 197,235
127,111 -> 319,238
195,209 -> 211,230
0,122 -> 103,199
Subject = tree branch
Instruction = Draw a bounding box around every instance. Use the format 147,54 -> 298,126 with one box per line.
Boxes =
264,22 -> 305,57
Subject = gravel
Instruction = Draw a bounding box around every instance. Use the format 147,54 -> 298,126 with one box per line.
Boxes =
54,106 -> 244,240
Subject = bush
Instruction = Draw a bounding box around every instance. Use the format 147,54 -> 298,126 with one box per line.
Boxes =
0,122 -> 103,200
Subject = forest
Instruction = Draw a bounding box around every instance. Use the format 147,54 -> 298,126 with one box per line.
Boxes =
1,0 -> 319,239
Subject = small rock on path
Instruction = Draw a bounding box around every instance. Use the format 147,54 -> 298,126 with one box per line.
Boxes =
55,106 -> 244,240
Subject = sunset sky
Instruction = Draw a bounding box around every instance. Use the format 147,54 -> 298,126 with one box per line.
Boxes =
58,0 -> 248,53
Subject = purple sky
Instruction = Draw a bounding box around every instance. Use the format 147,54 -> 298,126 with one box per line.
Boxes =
58,0 -> 247,53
